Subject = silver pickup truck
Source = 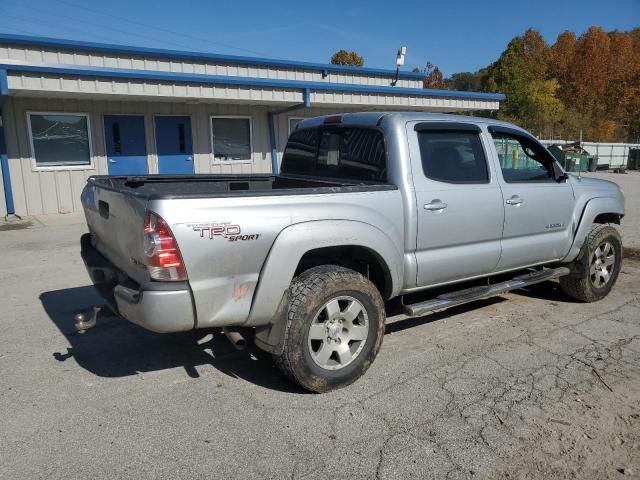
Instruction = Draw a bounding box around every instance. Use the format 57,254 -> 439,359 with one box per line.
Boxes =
80,112 -> 625,392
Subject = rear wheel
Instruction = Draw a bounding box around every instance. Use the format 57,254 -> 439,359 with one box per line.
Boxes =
274,265 -> 385,393
560,224 -> 623,302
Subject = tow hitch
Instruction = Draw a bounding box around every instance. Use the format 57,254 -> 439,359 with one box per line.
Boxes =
74,305 -> 103,333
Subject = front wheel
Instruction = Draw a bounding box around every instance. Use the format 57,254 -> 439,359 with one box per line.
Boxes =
560,224 -> 623,302
274,265 -> 385,393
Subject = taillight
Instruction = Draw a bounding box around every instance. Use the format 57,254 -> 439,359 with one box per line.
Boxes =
323,115 -> 342,124
143,211 -> 186,281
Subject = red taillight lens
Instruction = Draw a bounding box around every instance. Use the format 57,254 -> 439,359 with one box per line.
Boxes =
143,211 -> 186,281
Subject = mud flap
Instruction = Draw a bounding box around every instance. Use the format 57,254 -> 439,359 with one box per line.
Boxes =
253,291 -> 289,355
565,240 -> 590,279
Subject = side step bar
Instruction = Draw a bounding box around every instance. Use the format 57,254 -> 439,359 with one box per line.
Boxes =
403,267 -> 570,317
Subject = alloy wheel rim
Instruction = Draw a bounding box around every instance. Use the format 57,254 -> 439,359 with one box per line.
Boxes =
590,241 -> 615,288
307,296 -> 370,371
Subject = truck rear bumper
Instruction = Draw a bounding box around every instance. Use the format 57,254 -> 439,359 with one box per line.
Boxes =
80,234 -> 195,333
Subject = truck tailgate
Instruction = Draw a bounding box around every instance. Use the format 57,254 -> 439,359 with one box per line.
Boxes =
81,180 -> 150,285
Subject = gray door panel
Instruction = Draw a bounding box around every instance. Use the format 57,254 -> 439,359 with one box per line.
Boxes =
498,183 -> 574,268
488,130 -> 575,270
407,122 -> 504,287
415,186 -> 505,285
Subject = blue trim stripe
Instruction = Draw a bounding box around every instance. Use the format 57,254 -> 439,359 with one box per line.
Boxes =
0,63 -> 505,102
0,32 -> 427,81
268,112 -> 279,175
0,68 -> 15,214
0,69 -> 8,97
0,109 -> 16,215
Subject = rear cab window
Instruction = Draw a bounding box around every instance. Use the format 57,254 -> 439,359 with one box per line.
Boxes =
281,127 -> 387,183
415,123 -> 489,184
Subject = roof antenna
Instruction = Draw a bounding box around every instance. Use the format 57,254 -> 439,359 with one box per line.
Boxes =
391,46 -> 406,86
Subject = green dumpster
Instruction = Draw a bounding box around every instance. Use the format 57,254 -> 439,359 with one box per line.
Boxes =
628,149 -> 640,170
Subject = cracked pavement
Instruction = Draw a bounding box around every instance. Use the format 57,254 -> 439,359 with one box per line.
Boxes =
1,203 -> 639,479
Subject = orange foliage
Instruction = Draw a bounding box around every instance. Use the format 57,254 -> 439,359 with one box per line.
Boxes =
480,26 -> 640,141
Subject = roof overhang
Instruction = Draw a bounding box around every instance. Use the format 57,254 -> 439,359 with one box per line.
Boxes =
0,32 -> 427,81
0,62 -> 505,111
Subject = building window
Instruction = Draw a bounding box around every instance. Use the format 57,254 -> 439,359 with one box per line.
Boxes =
27,112 -> 93,169
210,116 -> 252,162
288,117 -> 305,135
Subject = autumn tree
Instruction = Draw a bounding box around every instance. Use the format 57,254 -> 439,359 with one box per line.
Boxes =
409,25 -> 639,141
549,30 -> 577,97
330,49 -> 364,67
569,27 -> 611,115
485,29 -> 563,134
413,62 -> 447,89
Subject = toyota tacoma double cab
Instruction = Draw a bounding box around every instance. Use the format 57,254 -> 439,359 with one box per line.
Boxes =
80,112 -> 625,392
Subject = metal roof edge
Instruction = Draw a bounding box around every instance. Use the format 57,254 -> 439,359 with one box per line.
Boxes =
0,32 -> 428,81
0,62 -> 506,101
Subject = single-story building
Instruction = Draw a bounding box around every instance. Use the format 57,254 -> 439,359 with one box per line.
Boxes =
0,33 -> 504,216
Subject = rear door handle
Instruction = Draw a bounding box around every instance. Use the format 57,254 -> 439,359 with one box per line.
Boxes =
424,199 -> 448,211
506,195 -> 523,206
108,158 -> 116,164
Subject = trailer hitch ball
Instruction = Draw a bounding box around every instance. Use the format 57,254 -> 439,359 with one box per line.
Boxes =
74,305 -> 102,333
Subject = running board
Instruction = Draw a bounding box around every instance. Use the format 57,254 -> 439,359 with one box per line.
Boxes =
403,267 -> 570,317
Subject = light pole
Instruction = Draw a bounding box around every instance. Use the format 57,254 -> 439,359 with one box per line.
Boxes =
391,46 -> 406,87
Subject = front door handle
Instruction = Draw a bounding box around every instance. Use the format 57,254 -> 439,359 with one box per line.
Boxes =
108,158 -> 116,164
424,199 -> 448,211
506,195 -> 523,206
186,156 -> 192,161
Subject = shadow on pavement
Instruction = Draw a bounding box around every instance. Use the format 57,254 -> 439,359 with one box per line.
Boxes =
509,279 -> 577,303
39,281 -> 558,392
384,296 -> 507,334
39,285 -> 306,394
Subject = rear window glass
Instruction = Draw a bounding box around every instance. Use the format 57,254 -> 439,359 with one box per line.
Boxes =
281,127 -> 387,182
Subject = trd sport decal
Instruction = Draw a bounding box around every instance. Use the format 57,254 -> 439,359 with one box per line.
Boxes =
189,222 -> 261,242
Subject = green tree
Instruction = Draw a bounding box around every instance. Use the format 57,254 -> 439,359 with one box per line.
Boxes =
525,78 -> 565,135
330,49 -> 364,67
446,69 -> 488,91
485,29 -> 562,133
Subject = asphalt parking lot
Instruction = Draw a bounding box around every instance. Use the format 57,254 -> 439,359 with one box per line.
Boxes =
1,172 -> 639,479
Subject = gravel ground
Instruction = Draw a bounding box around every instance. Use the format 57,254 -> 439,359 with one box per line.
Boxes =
0,171 -> 638,479
584,170 -> 640,250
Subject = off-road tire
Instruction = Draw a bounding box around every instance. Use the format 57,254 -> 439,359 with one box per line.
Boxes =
559,224 -> 623,302
274,265 -> 385,393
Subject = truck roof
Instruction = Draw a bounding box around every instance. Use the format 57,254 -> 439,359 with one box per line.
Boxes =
295,111 -> 529,135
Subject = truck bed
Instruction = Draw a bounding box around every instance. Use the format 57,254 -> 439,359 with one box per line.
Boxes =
87,174 -> 396,200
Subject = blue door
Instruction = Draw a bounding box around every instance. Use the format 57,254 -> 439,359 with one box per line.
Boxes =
155,116 -> 194,174
104,115 -> 148,175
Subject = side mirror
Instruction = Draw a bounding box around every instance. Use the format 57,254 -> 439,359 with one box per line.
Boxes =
557,173 -> 569,183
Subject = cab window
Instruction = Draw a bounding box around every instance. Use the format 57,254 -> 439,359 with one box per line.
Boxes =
417,130 -> 489,184
491,132 -> 556,182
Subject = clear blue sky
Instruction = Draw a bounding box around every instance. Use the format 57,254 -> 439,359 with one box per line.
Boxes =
0,0 -> 638,76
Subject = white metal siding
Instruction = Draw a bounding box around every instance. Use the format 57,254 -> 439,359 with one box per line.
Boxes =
0,44 -> 422,89
0,42 -> 503,216
6,72 -> 499,112
4,97 -> 284,215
